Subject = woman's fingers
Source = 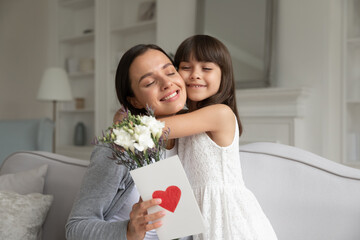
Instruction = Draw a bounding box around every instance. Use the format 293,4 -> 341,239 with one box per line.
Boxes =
130,198 -> 161,217
139,198 -> 162,211
145,218 -> 163,231
144,209 -> 166,223
127,198 -> 165,239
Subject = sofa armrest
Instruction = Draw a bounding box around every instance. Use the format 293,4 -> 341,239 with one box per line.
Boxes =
0,151 -> 89,240
239,142 -> 360,239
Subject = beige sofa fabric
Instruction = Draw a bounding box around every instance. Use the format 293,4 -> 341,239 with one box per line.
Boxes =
0,151 -> 89,240
1,143 -> 360,240
239,142 -> 360,240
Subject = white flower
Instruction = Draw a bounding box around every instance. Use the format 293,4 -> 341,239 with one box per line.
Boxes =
140,115 -> 165,139
113,128 -> 135,152
95,108 -> 169,169
133,125 -> 154,151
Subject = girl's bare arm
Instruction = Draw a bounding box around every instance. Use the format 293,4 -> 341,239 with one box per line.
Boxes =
158,104 -> 236,147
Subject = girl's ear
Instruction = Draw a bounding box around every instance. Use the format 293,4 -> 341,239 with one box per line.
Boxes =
127,96 -> 144,109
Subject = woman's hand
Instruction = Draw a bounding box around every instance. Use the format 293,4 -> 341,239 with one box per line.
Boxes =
127,197 -> 165,240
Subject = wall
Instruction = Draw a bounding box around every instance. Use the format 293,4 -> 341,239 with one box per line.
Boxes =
0,0 -> 345,162
156,0 -> 197,55
273,0 -> 343,161
0,0 -> 51,120
202,0 -> 267,83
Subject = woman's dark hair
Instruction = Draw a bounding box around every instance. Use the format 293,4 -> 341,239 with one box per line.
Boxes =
174,35 -> 242,135
115,44 -> 174,115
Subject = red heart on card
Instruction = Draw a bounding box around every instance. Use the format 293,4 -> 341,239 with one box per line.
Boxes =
152,185 -> 181,213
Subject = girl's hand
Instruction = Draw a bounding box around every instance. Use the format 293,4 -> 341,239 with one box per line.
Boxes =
113,108 -> 127,124
127,197 -> 165,240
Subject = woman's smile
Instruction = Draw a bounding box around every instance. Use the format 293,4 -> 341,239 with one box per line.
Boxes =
161,90 -> 180,101
129,49 -> 187,116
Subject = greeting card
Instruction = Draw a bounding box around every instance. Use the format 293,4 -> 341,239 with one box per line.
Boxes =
130,155 -> 205,240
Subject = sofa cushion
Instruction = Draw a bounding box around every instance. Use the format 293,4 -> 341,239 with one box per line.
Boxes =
37,118 -> 54,151
0,164 -> 48,195
0,118 -> 54,165
0,191 -> 53,240
0,151 -> 90,240
0,119 -> 38,150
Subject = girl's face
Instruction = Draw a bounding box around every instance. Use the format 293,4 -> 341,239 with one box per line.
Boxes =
128,49 -> 186,117
178,56 -> 221,102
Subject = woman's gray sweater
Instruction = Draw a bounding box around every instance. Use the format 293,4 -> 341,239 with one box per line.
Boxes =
65,146 -> 193,240
66,146 -> 134,239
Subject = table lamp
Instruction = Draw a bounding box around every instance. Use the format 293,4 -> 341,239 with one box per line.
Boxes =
37,67 -> 73,152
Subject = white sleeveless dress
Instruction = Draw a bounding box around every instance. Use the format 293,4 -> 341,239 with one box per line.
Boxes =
178,117 -> 278,240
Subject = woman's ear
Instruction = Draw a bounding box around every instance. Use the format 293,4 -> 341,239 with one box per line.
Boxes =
127,96 -> 144,109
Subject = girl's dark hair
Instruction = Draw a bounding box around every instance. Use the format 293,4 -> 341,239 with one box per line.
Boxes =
115,44 -> 174,115
174,35 -> 242,135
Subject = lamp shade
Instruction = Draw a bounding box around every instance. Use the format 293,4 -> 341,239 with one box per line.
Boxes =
37,67 -> 73,101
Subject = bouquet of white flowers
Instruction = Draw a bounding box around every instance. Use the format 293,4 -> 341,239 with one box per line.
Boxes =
93,107 -> 169,170
94,108 -> 205,240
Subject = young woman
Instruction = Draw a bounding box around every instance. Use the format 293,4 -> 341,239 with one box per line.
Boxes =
66,44 -> 190,240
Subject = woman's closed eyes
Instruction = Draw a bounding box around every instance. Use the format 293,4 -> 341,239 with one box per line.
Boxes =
143,70 -> 177,88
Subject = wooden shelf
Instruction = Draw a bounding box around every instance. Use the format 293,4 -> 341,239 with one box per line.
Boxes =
347,100 -> 360,104
343,0 -> 360,166
111,20 -> 156,34
68,71 -> 94,78
56,144 -> 93,160
60,33 -> 94,44
60,0 -> 94,10
59,108 -> 94,113
56,0 -> 97,154
347,37 -> 360,45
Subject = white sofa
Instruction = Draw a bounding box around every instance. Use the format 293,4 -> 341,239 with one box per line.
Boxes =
0,151 -> 89,240
239,142 -> 360,240
0,142 -> 360,239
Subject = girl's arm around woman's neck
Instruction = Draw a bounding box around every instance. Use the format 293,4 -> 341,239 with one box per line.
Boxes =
158,104 -> 236,147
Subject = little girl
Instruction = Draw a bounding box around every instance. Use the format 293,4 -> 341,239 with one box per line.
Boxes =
159,35 -> 278,240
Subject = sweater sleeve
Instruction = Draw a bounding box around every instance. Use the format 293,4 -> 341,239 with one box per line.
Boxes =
65,146 -> 133,240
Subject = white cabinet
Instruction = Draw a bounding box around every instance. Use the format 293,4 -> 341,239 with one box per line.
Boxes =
56,0 -> 95,159
236,88 -> 309,148
94,0 -> 159,134
95,0 -> 197,134
343,0 -> 360,167
54,0 -> 197,159
106,0 -> 157,129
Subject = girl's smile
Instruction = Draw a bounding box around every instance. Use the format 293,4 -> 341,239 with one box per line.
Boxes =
186,84 -> 207,88
178,58 -> 221,102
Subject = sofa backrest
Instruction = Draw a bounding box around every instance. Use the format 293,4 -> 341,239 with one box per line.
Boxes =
0,118 -> 54,165
0,151 -> 89,240
3,144 -> 360,239
239,142 -> 360,240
